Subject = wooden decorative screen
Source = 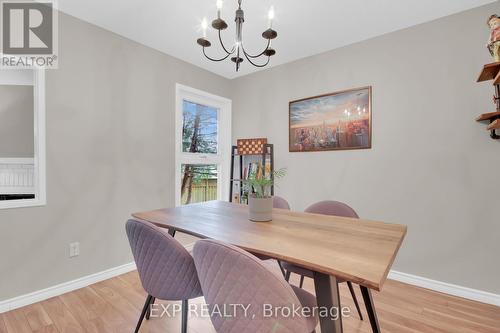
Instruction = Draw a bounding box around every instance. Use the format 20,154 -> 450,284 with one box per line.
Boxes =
236,138 -> 268,155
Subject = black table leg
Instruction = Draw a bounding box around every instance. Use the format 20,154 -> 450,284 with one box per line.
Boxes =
313,272 -> 343,333
360,286 -> 381,333
168,228 -> 176,237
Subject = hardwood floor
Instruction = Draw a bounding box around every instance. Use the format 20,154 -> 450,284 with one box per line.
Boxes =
1,235 -> 499,333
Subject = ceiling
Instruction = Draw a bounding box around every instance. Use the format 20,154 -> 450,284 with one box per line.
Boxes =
58,0 -> 495,79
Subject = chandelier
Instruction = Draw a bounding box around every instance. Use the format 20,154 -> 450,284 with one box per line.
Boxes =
196,0 -> 277,72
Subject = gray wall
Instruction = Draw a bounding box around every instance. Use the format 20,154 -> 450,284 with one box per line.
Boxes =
0,13 -> 230,300
230,2 -> 500,294
0,85 -> 34,157
1,3 -> 499,302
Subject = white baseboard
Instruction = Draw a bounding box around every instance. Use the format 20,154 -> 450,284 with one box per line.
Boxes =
0,262 -> 136,314
1,264 -> 498,314
388,270 -> 500,306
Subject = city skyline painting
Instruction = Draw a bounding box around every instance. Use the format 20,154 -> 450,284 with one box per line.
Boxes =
289,86 -> 372,152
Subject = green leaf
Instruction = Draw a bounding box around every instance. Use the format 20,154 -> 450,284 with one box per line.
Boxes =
242,166 -> 287,198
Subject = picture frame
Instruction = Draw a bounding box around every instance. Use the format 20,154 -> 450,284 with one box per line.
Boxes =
289,86 -> 372,152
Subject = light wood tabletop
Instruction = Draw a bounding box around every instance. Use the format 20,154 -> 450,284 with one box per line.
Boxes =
132,200 -> 406,292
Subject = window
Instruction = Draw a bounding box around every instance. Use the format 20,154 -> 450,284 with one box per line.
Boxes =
175,84 -> 231,206
182,100 -> 218,154
0,69 -> 46,209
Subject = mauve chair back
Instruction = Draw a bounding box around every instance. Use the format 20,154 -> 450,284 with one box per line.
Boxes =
125,219 -> 202,300
304,200 -> 359,218
273,196 -> 291,210
193,239 -> 310,333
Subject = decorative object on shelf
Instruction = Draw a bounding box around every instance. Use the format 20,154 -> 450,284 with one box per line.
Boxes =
237,138 -> 268,155
229,139 -> 274,205
196,0 -> 277,72
245,167 -> 286,222
476,62 -> 500,139
487,14 -> 500,62
289,86 -> 372,152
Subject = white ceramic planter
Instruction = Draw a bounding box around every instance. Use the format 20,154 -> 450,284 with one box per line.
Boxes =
248,195 -> 273,222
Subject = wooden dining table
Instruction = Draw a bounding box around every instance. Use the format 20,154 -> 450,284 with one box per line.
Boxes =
133,200 -> 407,333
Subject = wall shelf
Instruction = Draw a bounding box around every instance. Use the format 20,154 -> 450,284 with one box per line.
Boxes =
476,111 -> 500,121
229,142 -> 274,204
494,71 -> 500,85
487,119 -> 500,130
476,63 -> 500,139
477,62 -> 500,82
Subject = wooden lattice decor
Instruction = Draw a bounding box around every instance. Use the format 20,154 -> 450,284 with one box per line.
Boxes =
237,138 -> 268,155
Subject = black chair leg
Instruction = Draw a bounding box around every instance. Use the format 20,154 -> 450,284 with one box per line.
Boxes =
347,282 -> 363,320
299,275 -> 305,288
146,296 -> 156,320
277,260 -> 287,278
134,294 -> 153,333
181,299 -> 188,333
285,270 -> 291,282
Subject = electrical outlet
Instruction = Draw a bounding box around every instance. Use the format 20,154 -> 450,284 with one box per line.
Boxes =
69,242 -> 80,258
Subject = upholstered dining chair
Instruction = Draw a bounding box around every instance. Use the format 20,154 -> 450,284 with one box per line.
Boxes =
273,196 -> 291,210
281,201 -> 364,321
193,239 -> 318,333
125,219 -> 203,333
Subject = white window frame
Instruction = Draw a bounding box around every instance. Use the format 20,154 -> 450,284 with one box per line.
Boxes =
0,69 -> 46,210
175,84 -> 231,206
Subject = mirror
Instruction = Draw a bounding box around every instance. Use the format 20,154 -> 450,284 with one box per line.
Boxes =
0,69 -> 46,209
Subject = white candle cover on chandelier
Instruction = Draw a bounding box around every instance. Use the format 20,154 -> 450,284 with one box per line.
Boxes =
201,18 -> 208,38
268,6 -> 275,29
216,0 -> 223,18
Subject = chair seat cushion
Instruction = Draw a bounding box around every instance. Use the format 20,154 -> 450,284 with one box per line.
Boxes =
291,286 -> 318,332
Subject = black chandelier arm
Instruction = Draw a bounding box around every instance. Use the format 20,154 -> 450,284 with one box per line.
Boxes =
202,47 -> 232,62
241,39 -> 271,58
218,29 -> 235,55
242,50 -> 270,67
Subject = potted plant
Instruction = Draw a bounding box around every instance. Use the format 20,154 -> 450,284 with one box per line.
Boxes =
244,167 -> 286,222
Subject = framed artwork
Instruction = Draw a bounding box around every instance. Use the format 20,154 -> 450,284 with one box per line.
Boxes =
289,86 -> 372,152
